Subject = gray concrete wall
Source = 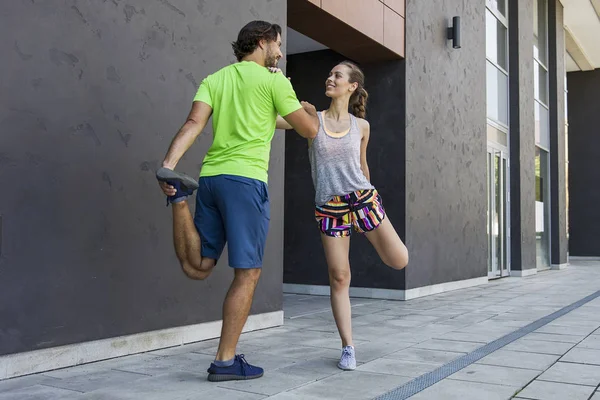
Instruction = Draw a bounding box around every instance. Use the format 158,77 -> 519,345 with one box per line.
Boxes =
404,0 -> 488,288
509,0 -> 537,272
283,49 -> 407,290
567,69 -> 600,257
0,0 -> 286,356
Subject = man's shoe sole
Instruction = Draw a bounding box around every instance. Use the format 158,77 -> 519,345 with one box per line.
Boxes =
155,167 -> 199,190
207,372 -> 264,382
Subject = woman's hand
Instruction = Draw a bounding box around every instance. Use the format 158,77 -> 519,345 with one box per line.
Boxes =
268,67 -> 291,81
301,101 -> 317,117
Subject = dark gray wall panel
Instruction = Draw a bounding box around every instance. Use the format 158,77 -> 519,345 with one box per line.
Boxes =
404,0 -> 488,288
567,70 -> 600,257
509,0 -> 537,272
0,0 -> 286,356
283,49 -> 407,290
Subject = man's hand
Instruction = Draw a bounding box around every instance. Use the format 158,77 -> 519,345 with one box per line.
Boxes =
159,180 -> 177,197
301,101 -> 317,117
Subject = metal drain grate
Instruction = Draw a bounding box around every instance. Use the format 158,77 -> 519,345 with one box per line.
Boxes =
374,290 -> 600,400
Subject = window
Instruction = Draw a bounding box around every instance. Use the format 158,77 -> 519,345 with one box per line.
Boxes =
487,61 -> 509,126
486,10 -> 508,70
486,2 -> 509,133
534,0 -> 550,269
533,0 -> 548,65
534,0 -> 549,148
489,0 -> 507,18
535,102 -> 550,150
486,0 -> 511,277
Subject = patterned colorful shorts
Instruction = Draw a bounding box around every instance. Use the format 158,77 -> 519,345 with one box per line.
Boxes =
315,189 -> 386,237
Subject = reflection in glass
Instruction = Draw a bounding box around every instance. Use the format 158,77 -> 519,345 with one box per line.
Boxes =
535,147 -> 550,269
487,148 -> 508,277
502,157 -> 508,273
496,0 -> 506,17
534,62 -> 548,105
494,153 -> 502,275
534,0 -> 548,65
487,152 -> 493,273
487,124 -> 508,147
535,101 -> 550,148
486,10 -> 508,70
486,62 -> 509,126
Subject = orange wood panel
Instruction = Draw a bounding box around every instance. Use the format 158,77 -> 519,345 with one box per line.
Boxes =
384,5 -> 404,57
288,0 -> 404,62
321,0 -> 384,43
383,0 -> 404,17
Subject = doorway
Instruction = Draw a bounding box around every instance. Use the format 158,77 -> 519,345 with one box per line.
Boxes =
487,145 -> 511,278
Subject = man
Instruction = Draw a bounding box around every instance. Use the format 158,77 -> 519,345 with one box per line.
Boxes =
156,20 -> 318,382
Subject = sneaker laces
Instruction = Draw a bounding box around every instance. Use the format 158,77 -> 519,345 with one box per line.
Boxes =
341,347 -> 353,362
236,354 -> 249,376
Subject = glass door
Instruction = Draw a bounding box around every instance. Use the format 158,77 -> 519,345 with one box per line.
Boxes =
535,147 -> 551,269
487,146 -> 510,278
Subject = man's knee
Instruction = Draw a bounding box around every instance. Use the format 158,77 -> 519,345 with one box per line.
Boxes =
234,267 -> 262,284
181,258 -> 215,280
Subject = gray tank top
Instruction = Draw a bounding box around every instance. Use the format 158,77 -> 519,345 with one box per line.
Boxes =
309,111 -> 374,205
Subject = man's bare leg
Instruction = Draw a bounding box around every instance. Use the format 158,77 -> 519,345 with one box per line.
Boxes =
215,268 -> 261,361
171,201 -> 215,280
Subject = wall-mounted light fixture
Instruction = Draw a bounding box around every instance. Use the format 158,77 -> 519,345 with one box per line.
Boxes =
447,16 -> 461,49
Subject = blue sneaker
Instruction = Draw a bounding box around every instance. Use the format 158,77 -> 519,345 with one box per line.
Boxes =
156,167 -> 199,206
207,354 -> 264,382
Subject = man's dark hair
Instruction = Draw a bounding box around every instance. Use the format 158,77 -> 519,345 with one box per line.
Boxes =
232,21 -> 282,62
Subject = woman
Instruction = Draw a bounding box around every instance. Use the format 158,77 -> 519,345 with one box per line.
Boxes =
276,61 -> 409,371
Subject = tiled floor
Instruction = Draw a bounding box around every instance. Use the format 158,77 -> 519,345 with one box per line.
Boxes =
1,260 -> 600,399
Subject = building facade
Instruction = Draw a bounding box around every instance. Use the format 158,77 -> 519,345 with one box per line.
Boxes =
284,0 -> 571,297
1,0 -> 592,379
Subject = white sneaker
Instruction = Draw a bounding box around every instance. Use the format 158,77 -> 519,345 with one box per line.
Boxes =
338,345 -> 356,371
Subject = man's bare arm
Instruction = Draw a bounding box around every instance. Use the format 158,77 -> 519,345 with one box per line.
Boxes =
162,101 -> 213,169
276,115 -> 293,130
283,101 -> 319,139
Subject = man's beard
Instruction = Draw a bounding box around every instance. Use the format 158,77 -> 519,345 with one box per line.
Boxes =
266,49 -> 279,68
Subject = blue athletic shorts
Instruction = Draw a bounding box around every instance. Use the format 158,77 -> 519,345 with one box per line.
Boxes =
193,174 -> 270,269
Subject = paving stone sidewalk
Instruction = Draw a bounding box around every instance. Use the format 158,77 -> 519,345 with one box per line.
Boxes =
1,260 -> 600,400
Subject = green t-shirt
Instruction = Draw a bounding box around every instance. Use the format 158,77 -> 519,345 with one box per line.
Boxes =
194,61 -> 302,183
